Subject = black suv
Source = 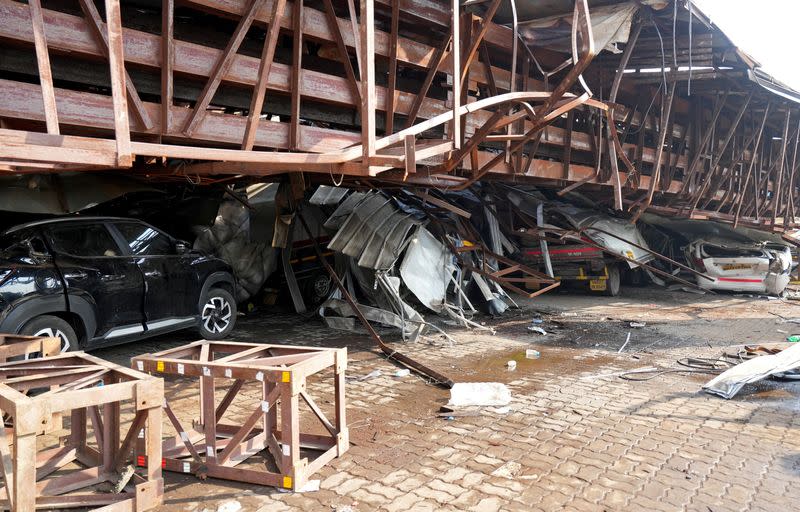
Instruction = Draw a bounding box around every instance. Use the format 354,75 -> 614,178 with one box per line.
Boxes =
0,217 -> 237,352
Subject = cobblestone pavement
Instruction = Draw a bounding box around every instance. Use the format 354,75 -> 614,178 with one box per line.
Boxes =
94,289 -> 800,511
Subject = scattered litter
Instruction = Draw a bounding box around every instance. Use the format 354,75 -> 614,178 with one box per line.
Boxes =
561,312 -> 578,317
491,461 -> 522,479
788,336 -> 800,343
527,326 -> 547,335
394,369 -> 411,377
507,360 -> 517,371
777,329 -> 788,334
703,342 -> 800,399
629,321 -> 646,328
444,416 -> 455,421
530,318 -> 543,324
618,332 -> 632,353
216,501 -> 242,512
448,383 -> 511,407
351,370 -> 382,381
526,349 -> 541,359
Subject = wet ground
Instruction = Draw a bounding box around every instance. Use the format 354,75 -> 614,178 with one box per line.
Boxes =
90,286 -> 800,511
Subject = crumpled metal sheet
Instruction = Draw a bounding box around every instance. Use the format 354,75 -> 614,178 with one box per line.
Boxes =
399,227 -> 453,313
320,297 -> 424,341
309,185 -> 349,206
703,343 -> 800,399
323,191 -> 368,230
327,192 -> 423,270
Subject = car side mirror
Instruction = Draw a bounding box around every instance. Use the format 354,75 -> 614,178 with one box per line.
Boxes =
175,240 -> 191,254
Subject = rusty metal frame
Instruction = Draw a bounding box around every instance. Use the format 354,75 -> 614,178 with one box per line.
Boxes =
0,351 -> 163,511
0,0 -> 799,229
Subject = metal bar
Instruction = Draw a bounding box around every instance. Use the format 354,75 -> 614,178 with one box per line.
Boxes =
385,0 -> 399,134
28,0 -> 59,135
296,210 -> 454,388
360,0 -> 376,162
241,0 -> 288,150
183,0 -> 266,137
290,0 -> 303,150
79,0 -> 154,131
321,0 -> 361,112
103,0 -> 132,166
405,35 -> 451,129
161,0 -> 174,134
451,0 -> 461,149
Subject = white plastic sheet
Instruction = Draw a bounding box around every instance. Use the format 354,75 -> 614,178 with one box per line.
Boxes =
703,343 -> 800,399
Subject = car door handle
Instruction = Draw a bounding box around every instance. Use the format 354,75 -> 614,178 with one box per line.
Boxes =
100,274 -> 125,282
63,270 -> 88,280
142,270 -> 162,278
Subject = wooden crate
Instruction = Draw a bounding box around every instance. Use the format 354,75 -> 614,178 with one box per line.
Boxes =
132,340 -> 348,491
0,335 -> 61,362
0,351 -> 164,511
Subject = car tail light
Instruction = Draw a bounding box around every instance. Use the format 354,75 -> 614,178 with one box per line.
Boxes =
692,257 -> 707,273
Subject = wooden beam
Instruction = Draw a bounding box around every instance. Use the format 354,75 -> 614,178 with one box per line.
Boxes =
161,0 -> 174,134
28,0 -> 59,135
78,0 -> 154,132
103,0 -> 131,166
184,0 -> 266,137
242,0 -> 288,150
290,0 -> 303,150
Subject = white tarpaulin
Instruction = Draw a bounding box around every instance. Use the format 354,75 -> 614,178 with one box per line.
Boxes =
518,2 -> 638,54
703,343 -> 800,399
399,226 -> 453,313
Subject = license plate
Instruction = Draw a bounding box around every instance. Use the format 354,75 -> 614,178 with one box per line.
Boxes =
721,263 -> 752,271
590,279 -> 607,291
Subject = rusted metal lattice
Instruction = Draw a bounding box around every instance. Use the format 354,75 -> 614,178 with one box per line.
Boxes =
0,351 -> 164,511
131,340 -> 348,491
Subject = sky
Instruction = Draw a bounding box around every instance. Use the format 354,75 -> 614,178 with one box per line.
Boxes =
693,0 -> 800,91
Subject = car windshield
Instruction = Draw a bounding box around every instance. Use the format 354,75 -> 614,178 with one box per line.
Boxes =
0,232 -> 26,258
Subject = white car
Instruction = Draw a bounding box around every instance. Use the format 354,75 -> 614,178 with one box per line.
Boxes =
686,239 -> 792,295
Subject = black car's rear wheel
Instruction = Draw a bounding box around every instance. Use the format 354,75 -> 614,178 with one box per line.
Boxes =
19,315 -> 77,355
199,288 -> 237,340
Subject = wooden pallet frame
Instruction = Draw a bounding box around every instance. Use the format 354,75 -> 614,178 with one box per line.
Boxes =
0,351 -> 164,511
0,335 -> 60,362
131,340 -> 348,491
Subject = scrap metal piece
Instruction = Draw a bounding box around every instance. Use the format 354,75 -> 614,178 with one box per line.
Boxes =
399,226 -> 453,313
298,210 -> 454,388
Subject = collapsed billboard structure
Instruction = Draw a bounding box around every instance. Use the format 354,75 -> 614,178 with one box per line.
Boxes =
1,0 -> 799,230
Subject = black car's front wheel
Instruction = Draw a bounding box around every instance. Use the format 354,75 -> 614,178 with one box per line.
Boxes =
198,288 -> 237,340
19,315 -> 77,354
